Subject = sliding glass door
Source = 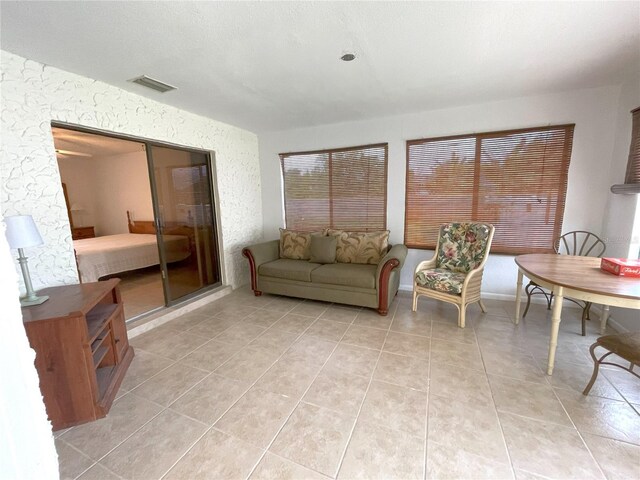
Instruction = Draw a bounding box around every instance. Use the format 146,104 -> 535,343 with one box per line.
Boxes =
147,145 -> 221,304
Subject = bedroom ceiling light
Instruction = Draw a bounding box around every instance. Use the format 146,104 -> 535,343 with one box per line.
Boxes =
55,148 -> 92,158
340,53 -> 356,62
129,75 -> 177,93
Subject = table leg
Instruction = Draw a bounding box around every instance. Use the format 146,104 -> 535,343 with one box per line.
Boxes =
514,270 -> 523,325
600,305 -> 610,335
547,285 -> 564,375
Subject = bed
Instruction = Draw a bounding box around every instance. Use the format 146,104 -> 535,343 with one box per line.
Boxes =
73,212 -> 191,283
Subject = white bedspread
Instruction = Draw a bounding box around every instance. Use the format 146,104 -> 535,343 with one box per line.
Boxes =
73,233 -> 190,282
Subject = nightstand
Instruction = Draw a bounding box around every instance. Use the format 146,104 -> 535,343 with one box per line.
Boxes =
72,226 -> 95,240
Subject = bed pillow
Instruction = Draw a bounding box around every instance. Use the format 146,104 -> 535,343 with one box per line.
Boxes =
279,228 -> 322,260
327,229 -> 390,265
308,235 -> 337,264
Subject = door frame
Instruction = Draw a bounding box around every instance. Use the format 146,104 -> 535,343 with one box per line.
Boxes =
51,121 -> 227,307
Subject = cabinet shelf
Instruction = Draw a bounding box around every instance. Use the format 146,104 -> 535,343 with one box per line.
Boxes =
93,345 -> 110,368
86,304 -> 119,343
91,333 -> 108,353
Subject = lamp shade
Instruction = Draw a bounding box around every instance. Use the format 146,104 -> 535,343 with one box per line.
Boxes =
4,215 -> 44,249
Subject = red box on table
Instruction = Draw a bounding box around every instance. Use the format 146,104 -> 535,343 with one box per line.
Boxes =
600,258 -> 640,277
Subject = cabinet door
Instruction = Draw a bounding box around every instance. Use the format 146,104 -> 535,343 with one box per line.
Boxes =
110,306 -> 128,361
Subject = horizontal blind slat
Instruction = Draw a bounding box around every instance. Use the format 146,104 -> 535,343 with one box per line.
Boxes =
625,109 -> 640,184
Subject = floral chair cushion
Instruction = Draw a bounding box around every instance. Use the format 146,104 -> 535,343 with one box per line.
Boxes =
435,223 -> 492,273
415,268 -> 467,295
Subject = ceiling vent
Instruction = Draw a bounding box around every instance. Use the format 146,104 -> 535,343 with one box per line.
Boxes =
128,75 -> 177,93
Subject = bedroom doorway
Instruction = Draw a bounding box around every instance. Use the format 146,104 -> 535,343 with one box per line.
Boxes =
52,124 -> 223,319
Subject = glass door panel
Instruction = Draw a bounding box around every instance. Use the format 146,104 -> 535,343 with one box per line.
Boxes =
147,145 -> 221,303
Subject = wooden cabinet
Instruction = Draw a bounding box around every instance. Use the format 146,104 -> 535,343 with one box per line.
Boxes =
21,279 -> 134,430
72,226 -> 95,240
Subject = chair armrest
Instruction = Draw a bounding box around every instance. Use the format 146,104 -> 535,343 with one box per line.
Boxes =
376,244 -> 408,284
414,253 -> 437,274
242,240 -> 279,293
462,264 -> 485,287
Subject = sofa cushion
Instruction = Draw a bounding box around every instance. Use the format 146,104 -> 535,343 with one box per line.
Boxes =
328,229 -> 390,265
309,235 -> 337,264
415,268 -> 466,295
311,263 -> 377,289
260,259 -> 322,282
279,229 -> 323,260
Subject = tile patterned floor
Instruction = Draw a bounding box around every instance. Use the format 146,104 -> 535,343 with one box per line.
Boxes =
55,288 -> 640,479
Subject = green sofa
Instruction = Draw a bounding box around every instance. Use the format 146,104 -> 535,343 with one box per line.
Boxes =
242,240 -> 408,315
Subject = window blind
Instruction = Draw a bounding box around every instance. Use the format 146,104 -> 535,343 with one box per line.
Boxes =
280,143 -> 388,232
624,107 -> 640,184
405,125 -> 574,254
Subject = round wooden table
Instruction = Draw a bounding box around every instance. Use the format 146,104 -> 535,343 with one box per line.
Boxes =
514,254 -> 640,375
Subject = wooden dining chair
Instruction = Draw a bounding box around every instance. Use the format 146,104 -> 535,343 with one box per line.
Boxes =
583,332 -> 640,395
523,230 -> 606,335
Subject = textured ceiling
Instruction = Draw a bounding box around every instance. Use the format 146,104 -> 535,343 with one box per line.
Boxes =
2,1 -> 639,133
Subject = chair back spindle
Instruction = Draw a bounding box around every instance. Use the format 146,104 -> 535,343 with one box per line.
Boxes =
556,231 -> 606,258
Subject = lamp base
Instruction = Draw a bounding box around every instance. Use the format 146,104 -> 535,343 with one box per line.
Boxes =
20,295 -> 49,307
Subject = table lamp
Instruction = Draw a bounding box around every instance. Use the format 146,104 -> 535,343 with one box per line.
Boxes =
70,203 -> 85,227
4,215 -> 49,306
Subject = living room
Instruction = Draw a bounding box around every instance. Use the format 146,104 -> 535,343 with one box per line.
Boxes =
1,2 -> 639,479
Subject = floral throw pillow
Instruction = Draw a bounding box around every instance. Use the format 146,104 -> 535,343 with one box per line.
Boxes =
328,229 -> 390,265
436,223 -> 492,273
279,229 -> 321,260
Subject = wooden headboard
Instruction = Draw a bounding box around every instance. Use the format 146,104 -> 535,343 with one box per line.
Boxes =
62,183 -> 74,229
127,210 -> 156,234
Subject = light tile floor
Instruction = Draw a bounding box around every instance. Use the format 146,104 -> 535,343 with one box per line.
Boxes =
55,288 -> 640,479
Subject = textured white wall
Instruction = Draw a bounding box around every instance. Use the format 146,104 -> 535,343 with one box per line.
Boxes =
259,85 -> 622,298
0,220 -> 59,479
1,50 -> 262,291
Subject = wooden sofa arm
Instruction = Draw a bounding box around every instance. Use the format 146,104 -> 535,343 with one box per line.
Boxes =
376,244 -> 408,315
242,240 -> 279,295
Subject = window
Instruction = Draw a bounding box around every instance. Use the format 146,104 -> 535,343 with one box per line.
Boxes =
405,125 -> 575,254
280,143 -> 388,231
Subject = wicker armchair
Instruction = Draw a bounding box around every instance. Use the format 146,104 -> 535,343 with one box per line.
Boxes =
412,222 -> 495,328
